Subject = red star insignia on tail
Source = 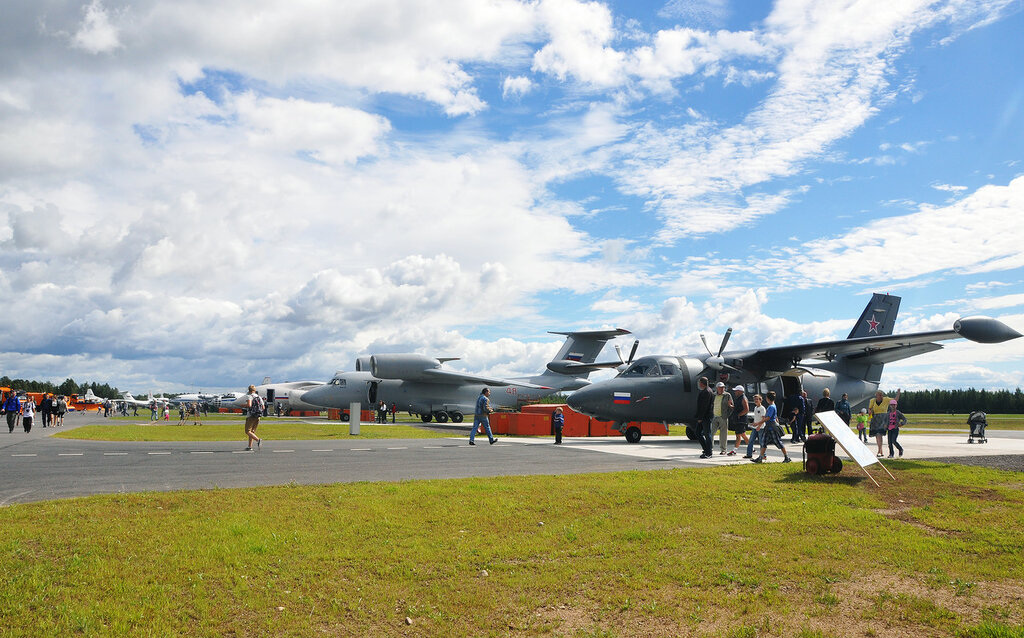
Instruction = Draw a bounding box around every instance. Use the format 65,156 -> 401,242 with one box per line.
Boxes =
866,315 -> 880,333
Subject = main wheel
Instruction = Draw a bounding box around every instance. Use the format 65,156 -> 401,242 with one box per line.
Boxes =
625,426 -> 642,444
831,457 -> 843,473
434,411 -> 449,423
341,413 -> 350,422
450,411 -> 464,423
420,413 -> 433,423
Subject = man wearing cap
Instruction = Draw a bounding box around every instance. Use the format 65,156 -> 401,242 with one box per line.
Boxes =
711,381 -> 734,455
728,384 -> 749,455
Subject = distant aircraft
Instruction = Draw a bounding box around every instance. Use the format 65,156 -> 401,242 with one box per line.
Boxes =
69,389 -> 107,411
119,392 -> 170,408
567,294 -> 1022,443
168,392 -> 218,404
302,329 -> 631,422
221,378 -> 326,414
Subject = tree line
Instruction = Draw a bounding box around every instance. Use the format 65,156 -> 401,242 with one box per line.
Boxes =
0,376 -> 122,400
886,388 -> 1024,414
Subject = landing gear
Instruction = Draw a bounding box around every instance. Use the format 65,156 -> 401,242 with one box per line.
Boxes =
625,426 -> 642,444
341,412 -> 350,422
434,411 -> 449,423
685,425 -> 698,441
450,411 -> 464,423
420,413 -> 433,423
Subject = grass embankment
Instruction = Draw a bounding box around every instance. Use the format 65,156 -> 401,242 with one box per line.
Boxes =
53,421 -> 453,442
2,462 -> 1023,636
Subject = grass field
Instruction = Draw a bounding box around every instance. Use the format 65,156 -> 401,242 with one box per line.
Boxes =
2,462 -> 1023,636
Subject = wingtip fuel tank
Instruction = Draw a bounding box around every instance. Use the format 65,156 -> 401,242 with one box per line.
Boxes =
953,317 -> 1023,344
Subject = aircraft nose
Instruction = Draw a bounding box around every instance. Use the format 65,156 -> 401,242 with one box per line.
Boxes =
567,385 -> 598,416
303,385 -> 331,408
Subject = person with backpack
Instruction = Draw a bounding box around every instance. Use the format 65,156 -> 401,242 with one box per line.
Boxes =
244,385 -> 264,451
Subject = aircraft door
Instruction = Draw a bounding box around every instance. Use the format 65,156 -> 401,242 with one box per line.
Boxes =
781,375 -> 802,399
366,381 -> 378,404
266,389 -> 276,404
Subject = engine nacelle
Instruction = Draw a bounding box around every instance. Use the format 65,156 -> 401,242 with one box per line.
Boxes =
354,356 -> 373,372
370,353 -> 441,379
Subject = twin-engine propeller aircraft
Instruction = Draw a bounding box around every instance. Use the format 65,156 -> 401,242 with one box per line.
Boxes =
567,293 -> 1022,443
302,329 -> 631,422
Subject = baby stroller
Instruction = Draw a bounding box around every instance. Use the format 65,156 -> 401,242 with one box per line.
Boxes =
967,410 -> 988,444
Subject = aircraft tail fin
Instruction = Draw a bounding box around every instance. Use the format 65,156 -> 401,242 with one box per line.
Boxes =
542,329 -> 631,378
842,293 -> 901,384
847,293 -> 900,339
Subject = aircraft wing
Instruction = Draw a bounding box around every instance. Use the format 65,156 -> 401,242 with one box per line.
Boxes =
418,368 -> 551,390
734,317 -> 1020,375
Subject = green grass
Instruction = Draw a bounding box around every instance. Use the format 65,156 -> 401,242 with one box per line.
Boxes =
53,421 -> 454,441
2,461 -> 1023,636
900,413 -> 1024,431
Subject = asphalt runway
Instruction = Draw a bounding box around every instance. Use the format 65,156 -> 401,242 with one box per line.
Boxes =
2,412 -> 1022,506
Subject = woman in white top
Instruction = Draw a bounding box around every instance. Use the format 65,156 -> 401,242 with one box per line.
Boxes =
743,394 -> 767,459
21,397 -> 36,433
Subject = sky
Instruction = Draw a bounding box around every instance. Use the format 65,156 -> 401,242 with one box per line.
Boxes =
2,0 -> 1023,394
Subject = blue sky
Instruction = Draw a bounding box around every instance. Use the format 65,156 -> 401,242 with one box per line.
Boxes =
1,0 -> 1022,394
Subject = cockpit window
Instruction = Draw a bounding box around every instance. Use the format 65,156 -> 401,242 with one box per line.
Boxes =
329,378 -> 346,387
659,363 -> 681,376
622,361 -> 660,377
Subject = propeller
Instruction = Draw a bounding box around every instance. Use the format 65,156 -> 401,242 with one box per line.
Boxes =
615,340 -> 640,366
699,328 -> 741,374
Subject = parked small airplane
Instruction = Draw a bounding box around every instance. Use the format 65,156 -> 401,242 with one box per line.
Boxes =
567,293 -> 1022,443
221,378 -> 326,414
302,329 -> 631,422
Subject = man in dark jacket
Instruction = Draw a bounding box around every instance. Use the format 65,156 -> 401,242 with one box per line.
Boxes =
4,393 -> 21,433
783,391 -> 806,443
695,376 -> 714,458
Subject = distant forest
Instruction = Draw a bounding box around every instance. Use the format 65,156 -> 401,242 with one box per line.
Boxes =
881,388 -> 1024,414
0,376 -> 121,399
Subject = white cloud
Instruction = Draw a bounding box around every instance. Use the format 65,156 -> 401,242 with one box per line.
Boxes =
502,75 -> 534,99
70,0 -> 122,54
532,0 -> 626,87
236,95 -> 391,164
759,176 -> 1024,287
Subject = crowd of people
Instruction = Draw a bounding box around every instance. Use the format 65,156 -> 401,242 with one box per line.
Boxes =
692,379 -> 909,462
3,393 -> 69,433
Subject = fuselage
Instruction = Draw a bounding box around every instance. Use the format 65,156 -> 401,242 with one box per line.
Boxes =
302,372 -> 589,416
566,355 -> 880,425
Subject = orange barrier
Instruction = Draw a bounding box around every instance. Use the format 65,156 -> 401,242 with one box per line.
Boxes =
326,409 -> 375,421
487,412 -> 511,435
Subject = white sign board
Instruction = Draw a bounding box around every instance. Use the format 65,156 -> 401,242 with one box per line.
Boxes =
815,410 -> 878,469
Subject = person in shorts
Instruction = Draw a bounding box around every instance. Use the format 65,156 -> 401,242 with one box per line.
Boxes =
244,385 -> 264,451
751,391 -> 791,464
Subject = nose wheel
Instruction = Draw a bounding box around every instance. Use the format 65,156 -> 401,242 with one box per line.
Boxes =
624,426 -> 642,444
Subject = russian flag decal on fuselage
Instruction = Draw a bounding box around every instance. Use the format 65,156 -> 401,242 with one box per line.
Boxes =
566,352 -> 584,362
613,392 -> 630,405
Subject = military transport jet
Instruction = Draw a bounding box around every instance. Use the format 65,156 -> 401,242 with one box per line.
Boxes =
567,294 -> 1022,443
302,329 -> 631,422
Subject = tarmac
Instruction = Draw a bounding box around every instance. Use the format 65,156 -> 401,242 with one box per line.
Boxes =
1,412 -> 1021,506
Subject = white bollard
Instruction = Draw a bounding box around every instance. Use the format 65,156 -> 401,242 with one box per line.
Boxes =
349,402 -> 360,435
